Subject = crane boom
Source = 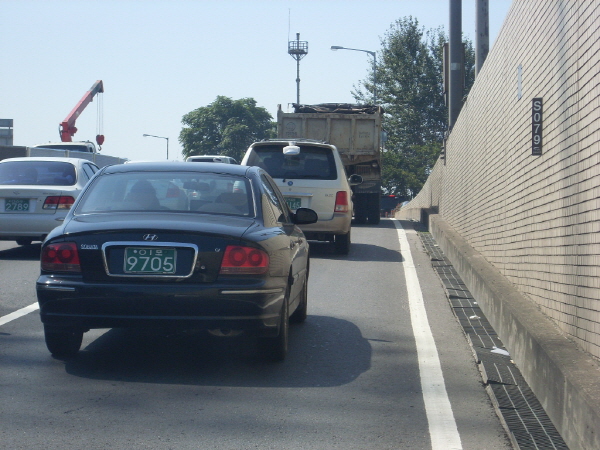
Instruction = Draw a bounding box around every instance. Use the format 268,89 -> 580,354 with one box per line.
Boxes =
59,80 -> 104,142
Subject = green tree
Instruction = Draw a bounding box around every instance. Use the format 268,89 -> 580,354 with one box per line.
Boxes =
354,17 -> 475,197
179,96 -> 275,161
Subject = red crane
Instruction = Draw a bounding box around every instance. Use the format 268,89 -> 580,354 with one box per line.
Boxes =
59,80 -> 105,146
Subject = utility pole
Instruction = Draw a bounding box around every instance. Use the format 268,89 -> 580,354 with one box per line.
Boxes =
448,0 -> 463,130
475,0 -> 489,76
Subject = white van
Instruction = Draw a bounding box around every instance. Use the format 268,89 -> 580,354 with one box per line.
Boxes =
186,155 -> 238,164
241,139 -> 361,254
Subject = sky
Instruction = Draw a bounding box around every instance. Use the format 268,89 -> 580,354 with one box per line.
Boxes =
1,0 -> 513,162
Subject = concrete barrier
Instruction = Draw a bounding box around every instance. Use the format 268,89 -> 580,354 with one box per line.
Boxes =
429,214 -> 600,450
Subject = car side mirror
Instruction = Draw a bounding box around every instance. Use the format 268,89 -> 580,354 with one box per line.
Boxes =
292,207 -> 318,225
348,174 -> 363,186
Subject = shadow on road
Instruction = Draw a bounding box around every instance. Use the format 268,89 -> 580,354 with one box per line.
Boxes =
309,220 -> 404,262
0,243 -> 41,261
63,315 -> 371,388
310,241 -> 404,262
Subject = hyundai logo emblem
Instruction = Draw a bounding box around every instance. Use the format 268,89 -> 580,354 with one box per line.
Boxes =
143,234 -> 158,241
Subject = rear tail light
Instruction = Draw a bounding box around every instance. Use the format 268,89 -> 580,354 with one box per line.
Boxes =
41,242 -> 81,272
334,191 -> 349,213
43,196 -> 75,210
219,246 -> 269,275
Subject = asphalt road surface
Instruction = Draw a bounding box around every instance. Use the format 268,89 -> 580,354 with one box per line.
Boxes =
0,219 -> 511,450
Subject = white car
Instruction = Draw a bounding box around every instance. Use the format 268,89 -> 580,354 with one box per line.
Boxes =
0,157 -> 99,245
32,141 -> 97,153
242,139 -> 361,254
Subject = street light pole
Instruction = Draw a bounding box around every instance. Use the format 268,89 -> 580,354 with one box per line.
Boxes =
331,46 -> 377,105
142,134 -> 169,160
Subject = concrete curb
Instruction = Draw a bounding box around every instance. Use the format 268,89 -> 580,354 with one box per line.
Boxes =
429,214 -> 600,450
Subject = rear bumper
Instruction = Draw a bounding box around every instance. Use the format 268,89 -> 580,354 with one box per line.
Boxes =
36,275 -> 286,335
297,212 -> 351,238
0,213 -> 65,241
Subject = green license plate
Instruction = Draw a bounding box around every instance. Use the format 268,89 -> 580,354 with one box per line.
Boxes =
285,197 -> 301,210
5,198 -> 30,212
124,247 -> 176,274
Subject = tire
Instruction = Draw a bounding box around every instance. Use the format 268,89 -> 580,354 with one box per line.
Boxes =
44,325 -> 83,358
290,278 -> 308,324
354,214 -> 367,224
367,194 -> 381,225
368,213 -> 381,225
334,229 -> 351,255
353,193 -> 368,224
16,238 -> 33,246
259,291 -> 289,362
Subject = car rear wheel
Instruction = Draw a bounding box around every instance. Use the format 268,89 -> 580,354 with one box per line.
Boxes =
16,238 -> 33,246
44,325 -> 83,358
259,291 -> 289,362
334,230 -> 351,255
290,278 -> 308,324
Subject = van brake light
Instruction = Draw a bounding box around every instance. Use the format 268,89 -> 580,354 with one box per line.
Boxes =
334,191 -> 349,213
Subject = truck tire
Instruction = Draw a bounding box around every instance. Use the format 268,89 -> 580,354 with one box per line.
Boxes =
354,214 -> 367,224
368,211 -> 381,225
368,193 -> 381,224
353,193 -> 368,224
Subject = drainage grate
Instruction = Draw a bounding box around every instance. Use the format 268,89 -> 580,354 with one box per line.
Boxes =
418,231 -> 569,450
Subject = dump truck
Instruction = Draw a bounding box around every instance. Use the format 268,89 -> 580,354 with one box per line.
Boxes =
277,103 -> 383,224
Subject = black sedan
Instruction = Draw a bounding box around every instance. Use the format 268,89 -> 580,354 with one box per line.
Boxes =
36,162 -> 317,361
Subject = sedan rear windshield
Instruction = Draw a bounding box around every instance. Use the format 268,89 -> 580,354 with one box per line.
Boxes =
247,145 -> 337,180
76,172 -> 254,217
0,161 -> 76,186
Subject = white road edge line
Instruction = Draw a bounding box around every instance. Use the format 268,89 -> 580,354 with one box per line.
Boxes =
0,303 -> 39,327
394,219 -> 462,450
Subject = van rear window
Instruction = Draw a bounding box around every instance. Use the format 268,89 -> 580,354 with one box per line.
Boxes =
248,145 -> 337,180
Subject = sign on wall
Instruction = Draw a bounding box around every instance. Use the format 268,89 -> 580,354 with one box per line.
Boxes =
532,98 -> 543,156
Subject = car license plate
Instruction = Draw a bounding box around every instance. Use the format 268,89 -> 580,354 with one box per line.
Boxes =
285,197 -> 302,210
4,198 -> 30,212
124,247 -> 176,274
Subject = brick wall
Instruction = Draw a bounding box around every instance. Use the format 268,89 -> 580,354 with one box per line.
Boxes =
399,1 -> 600,360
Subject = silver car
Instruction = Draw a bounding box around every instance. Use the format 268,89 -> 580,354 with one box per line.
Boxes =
0,157 -> 99,245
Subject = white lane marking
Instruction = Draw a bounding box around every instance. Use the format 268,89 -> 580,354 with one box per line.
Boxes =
394,220 -> 462,450
0,303 -> 39,326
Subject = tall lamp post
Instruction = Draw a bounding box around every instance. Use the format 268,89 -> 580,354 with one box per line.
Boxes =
142,134 -> 169,160
331,45 -> 377,105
